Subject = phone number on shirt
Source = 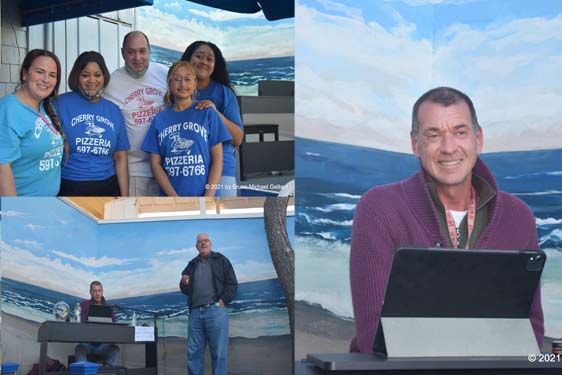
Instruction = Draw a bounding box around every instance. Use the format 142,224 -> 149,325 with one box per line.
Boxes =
77,146 -> 109,155
166,164 -> 206,177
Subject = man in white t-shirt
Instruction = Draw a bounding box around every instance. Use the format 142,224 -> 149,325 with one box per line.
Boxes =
104,31 -> 168,196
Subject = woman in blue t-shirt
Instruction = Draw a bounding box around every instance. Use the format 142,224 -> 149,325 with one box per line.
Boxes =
56,51 -> 129,196
141,61 -> 231,196
0,49 -> 65,196
181,41 -> 243,197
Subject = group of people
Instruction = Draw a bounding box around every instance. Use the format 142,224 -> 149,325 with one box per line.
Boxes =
0,31 -> 243,197
78,233 -> 237,375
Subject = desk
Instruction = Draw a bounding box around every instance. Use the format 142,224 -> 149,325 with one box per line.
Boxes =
37,321 -> 157,375
297,354 -> 562,374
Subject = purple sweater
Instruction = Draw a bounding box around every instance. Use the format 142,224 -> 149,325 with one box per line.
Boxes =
349,158 -> 544,353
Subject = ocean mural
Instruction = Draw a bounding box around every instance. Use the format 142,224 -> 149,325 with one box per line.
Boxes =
140,0 -> 295,96
295,0 -> 562,342
2,277 -> 287,338
296,0 -> 562,151
150,45 -> 294,96
1,198 -> 295,339
296,139 -> 562,337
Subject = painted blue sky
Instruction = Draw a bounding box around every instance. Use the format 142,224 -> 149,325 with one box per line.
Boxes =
296,0 -> 562,152
139,0 -> 294,60
0,198 -> 295,299
343,0 -> 562,39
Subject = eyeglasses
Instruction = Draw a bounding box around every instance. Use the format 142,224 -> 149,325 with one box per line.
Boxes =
171,75 -> 196,84
197,239 -> 210,244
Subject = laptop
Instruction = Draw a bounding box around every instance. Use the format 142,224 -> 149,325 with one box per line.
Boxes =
87,304 -> 114,323
373,247 -> 546,358
306,247 -> 548,372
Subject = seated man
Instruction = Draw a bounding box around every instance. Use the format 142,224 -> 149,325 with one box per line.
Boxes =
350,87 -> 544,353
74,281 -> 120,365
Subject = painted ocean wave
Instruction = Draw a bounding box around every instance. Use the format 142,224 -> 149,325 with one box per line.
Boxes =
154,308 -> 289,338
313,203 -> 356,212
536,218 -> 562,226
513,190 -> 562,196
150,45 -> 294,96
505,171 -> 562,179
318,193 -> 362,200
539,228 -> 562,249
317,232 -> 338,241
297,212 -> 353,227
1,277 -> 288,337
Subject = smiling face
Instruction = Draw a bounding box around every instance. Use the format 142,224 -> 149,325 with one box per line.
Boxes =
411,100 -> 483,190
122,32 -> 150,75
169,65 -> 197,103
90,283 -> 104,305
196,233 -> 212,259
22,56 -> 58,101
78,62 -> 104,96
188,44 -> 215,83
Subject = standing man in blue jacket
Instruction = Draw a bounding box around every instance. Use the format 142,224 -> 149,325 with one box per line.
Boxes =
180,233 -> 238,375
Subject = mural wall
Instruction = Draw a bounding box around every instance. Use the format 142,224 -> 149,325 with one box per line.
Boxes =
0,1 -> 296,372
140,0 -> 295,95
295,0 -> 562,353
1,198 -> 294,340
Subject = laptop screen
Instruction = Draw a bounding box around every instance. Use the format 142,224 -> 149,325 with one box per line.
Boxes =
87,304 -> 114,322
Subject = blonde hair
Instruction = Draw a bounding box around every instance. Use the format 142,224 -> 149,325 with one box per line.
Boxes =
164,61 -> 197,106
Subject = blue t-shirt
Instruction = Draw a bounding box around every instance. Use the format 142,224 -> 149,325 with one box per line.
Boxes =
56,92 -> 130,181
0,94 -> 64,196
196,81 -> 242,177
141,105 -> 232,196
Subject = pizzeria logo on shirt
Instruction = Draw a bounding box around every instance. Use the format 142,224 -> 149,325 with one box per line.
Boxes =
124,87 -> 164,126
170,133 -> 194,154
85,122 -> 106,138
34,116 -> 61,144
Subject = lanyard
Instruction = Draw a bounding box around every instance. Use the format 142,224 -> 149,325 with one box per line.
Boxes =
37,112 -> 61,137
445,186 -> 476,249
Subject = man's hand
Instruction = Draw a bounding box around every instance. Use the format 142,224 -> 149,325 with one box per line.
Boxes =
181,275 -> 190,285
219,299 -> 225,307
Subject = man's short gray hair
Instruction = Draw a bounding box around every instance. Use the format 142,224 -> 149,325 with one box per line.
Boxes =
411,87 -> 480,135
196,233 -> 211,242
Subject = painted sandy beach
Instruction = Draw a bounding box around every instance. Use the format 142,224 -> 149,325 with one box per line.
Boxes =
295,301 -> 558,361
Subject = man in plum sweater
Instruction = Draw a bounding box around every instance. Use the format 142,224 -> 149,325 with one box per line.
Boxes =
350,87 -> 543,353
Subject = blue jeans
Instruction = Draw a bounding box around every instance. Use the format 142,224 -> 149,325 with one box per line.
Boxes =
188,304 -> 229,375
74,343 -> 120,365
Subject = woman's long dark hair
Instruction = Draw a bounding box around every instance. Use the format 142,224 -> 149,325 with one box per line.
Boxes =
181,41 -> 234,91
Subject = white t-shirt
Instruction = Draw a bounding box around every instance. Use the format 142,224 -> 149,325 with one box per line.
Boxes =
103,63 -> 168,177
449,209 -> 467,229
